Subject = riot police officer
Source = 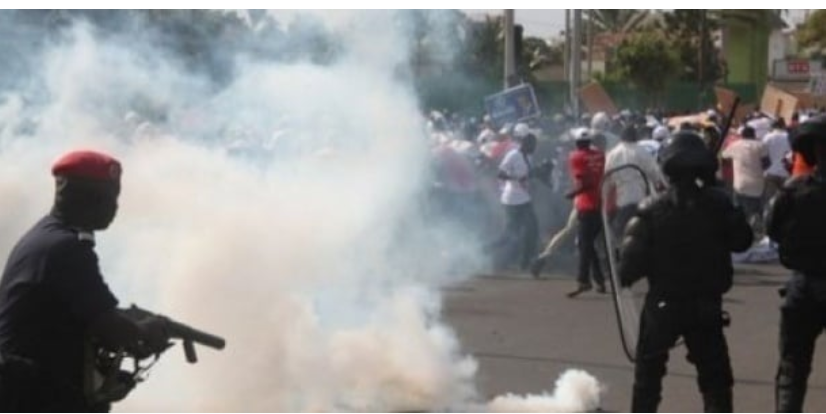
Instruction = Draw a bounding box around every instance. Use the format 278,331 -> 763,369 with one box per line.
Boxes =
766,115 -> 826,412
0,150 -> 169,412
619,132 -> 753,412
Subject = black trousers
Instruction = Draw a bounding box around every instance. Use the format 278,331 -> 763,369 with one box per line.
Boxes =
576,210 -> 604,286
494,202 -> 539,270
632,297 -> 733,413
776,295 -> 826,412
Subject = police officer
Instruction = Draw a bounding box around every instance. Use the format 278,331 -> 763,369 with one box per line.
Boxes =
0,150 -> 169,412
766,115 -> 826,412
619,132 -> 753,412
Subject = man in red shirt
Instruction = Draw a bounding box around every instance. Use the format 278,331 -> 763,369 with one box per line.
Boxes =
567,131 -> 607,297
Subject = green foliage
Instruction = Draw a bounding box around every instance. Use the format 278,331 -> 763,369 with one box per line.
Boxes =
613,31 -> 680,99
797,10 -> 826,53
659,10 -> 722,83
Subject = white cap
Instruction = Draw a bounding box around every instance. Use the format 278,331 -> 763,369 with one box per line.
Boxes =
652,125 -> 670,141
513,122 -> 532,138
591,112 -> 610,131
572,127 -> 591,142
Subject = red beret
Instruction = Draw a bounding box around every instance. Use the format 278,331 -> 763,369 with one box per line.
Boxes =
52,150 -> 122,181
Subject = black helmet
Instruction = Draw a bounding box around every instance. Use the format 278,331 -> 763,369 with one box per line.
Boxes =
659,131 -> 718,181
792,115 -> 826,166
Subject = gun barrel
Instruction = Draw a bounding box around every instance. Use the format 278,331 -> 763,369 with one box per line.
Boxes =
168,321 -> 226,350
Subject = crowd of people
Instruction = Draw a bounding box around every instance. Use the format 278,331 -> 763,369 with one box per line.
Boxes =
425,104 -> 826,412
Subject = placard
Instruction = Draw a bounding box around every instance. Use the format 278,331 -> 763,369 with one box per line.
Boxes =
578,82 -> 618,116
760,84 -> 799,123
483,83 -> 541,128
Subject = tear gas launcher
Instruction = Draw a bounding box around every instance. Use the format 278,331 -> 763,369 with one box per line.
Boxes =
85,304 -> 226,405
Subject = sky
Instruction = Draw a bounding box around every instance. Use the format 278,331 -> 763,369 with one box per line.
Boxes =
463,9 -> 566,38
462,9 -> 811,39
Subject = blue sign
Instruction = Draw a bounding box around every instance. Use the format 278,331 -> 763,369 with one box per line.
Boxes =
484,84 -> 541,128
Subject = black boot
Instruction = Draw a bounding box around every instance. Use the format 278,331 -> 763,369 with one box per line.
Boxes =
702,389 -> 733,413
776,360 -> 809,412
776,375 -> 806,413
630,389 -> 661,413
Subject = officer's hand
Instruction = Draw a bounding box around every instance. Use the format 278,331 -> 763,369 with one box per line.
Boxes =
135,316 -> 171,355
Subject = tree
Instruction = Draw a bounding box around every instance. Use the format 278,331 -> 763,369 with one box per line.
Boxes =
796,10 -> 826,55
659,10 -> 723,83
585,10 -> 651,34
614,31 -> 680,104
522,36 -> 563,71
461,15 -> 505,82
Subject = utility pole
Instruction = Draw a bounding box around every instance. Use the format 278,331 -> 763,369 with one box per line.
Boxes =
698,9 -> 706,110
563,9 -> 570,87
571,9 -> 583,119
587,10 -> 593,82
504,9 -> 516,89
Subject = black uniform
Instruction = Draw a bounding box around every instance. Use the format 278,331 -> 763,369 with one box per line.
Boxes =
0,214 -> 118,412
766,172 -> 826,412
619,132 -> 753,413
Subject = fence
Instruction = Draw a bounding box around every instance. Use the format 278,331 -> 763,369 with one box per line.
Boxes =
416,75 -> 760,116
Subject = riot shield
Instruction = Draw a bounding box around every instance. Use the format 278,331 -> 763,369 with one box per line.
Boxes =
600,164 -> 653,363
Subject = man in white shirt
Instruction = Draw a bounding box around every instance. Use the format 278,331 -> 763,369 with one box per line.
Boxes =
490,134 -> 539,271
762,118 -> 791,202
605,125 -> 665,238
638,125 -> 670,158
592,111 -> 621,150
722,126 -> 770,236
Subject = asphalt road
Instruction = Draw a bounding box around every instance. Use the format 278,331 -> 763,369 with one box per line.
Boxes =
443,262 -> 826,413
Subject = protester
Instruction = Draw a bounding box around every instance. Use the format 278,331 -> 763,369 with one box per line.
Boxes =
604,125 -> 665,238
565,130 -> 606,297
762,118 -> 791,202
489,134 -> 539,271
722,126 -> 770,237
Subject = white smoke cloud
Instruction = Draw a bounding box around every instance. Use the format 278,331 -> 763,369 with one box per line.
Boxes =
0,10 -> 602,412
487,370 -> 604,413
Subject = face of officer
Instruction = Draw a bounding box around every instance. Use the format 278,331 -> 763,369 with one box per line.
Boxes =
53,177 -> 120,231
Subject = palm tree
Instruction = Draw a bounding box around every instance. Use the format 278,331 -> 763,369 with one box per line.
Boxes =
585,10 -> 652,34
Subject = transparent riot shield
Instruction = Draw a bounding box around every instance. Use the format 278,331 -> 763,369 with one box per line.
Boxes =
600,164 -> 653,363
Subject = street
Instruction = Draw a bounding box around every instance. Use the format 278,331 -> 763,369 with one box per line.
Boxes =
444,263 -> 826,412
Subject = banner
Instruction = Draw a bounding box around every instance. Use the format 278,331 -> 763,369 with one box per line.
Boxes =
579,82 -> 618,116
483,83 -> 541,128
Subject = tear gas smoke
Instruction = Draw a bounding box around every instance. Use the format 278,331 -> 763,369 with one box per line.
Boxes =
0,10 -> 602,412
487,370 -> 604,413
